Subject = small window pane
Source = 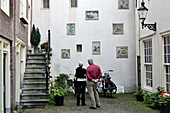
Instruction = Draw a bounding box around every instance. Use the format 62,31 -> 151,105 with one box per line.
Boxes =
77,44 -> 82,52
43,0 -> 50,8
71,0 -> 77,7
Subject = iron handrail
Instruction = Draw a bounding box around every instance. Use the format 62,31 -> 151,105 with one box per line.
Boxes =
46,30 -> 50,93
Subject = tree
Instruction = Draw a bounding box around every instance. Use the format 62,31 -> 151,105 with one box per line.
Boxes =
30,24 -> 41,47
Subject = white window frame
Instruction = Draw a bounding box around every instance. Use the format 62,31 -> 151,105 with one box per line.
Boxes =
1,0 -> 10,16
143,39 -> 153,88
20,0 -> 26,18
163,34 -> 170,91
0,37 -> 11,113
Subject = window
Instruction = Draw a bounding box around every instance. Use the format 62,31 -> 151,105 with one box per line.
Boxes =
146,65 -> 152,87
77,44 -> 82,52
165,66 -> 170,91
71,0 -> 77,7
43,0 -> 50,8
1,0 -> 10,16
164,35 -> 170,63
164,35 -> 170,91
144,40 -> 152,63
144,40 -> 152,87
20,0 -> 28,24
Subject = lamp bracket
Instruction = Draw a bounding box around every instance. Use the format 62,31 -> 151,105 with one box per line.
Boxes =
141,21 -> 156,31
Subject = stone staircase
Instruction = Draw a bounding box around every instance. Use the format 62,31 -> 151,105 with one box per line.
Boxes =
20,53 -> 49,108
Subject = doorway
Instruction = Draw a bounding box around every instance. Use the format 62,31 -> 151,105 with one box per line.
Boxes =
3,53 -> 7,113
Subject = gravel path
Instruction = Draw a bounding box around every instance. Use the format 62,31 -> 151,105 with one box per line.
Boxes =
24,93 -> 160,113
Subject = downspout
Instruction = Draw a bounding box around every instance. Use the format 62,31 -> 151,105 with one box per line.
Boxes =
12,0 -> 17,111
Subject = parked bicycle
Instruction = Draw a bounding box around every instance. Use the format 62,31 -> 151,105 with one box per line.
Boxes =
98,70 -> 117,97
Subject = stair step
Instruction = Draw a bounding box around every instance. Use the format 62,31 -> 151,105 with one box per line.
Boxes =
27,58 -> 46,60
26,62 -> 46,64
24,72 -> 45,74
25,67 -> 46,69
22,88 -> 47,90
24,77 -> 46,79
21,99 -> 49,103
27,53 -> 45,56
21,93 -> 48,96
23,82 -> 46,85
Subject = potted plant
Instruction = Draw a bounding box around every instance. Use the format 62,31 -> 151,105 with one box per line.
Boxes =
49,73 -> 69,106
158,90 -> 170,113
40,41 -> 52,55
134,86 -> 145,102
30,24 -> 41,53
52,86 -> 68,106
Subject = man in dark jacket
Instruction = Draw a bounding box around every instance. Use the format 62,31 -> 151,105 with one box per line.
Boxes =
75,61 -> 86,106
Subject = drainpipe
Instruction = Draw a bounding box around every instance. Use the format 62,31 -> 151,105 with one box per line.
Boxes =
12,0 -> 17,111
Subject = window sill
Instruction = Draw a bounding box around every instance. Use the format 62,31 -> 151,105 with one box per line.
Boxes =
20,16 -> 28,25
40,8 -> 50,10
143,86 -> 153,92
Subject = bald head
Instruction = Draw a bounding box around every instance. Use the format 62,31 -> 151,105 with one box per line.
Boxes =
88,59 -> 93,65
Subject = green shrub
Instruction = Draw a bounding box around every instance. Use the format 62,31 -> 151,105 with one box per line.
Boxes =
30,24 -> 41,47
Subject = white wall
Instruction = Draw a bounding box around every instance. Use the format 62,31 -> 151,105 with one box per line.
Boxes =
33,0 -> 136,92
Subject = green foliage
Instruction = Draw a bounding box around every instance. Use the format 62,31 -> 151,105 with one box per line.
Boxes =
40,41 -> 52,54
49,74 -> 69,105
54,73 -> 69,88
143,90 -> 151,104
30,24 -> 41,47
52,87 -> 68,97
41,42 -> 48,49
148,86 -> 165,108
134,87 -> 145,96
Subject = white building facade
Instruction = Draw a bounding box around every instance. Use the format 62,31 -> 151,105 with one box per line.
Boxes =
136,0 -> 170,92
33,0 -> 136,92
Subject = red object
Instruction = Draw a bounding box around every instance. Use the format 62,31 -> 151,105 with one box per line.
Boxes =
48,70 -> 50,72
45,44 -> 48,46
86,64 -> 102,81
103,80 -> 105,81
167,91 -> 170,94
163,97 -> 166,100
160,92 -> 164,95
107,82 -> 111,84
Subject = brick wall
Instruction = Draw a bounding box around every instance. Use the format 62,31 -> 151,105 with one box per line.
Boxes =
0,0 -> 30,111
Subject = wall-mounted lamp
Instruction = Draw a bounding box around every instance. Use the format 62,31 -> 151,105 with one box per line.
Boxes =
137,1 -> 156,31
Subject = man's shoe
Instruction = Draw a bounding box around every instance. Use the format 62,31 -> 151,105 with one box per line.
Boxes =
97,105 -> 100,108
82,104 -> 86,106
90,107 -> 97,109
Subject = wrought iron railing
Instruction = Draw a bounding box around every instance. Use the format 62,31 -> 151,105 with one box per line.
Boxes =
46,30 -> 51,93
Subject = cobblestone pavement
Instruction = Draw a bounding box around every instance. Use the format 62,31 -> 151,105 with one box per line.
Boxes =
24,93 -> 160,113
